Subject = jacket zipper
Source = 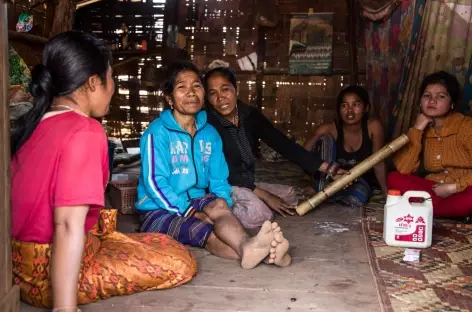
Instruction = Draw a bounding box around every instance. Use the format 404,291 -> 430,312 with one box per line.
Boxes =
190,135 -> 199,186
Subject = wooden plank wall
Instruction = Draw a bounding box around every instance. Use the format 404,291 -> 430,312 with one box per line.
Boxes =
70,0 -> 366,142
181,0 -> 366,140
0,3 -> 20,312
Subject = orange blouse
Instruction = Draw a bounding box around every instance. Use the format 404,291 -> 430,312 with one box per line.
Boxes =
394,112 -> 472,192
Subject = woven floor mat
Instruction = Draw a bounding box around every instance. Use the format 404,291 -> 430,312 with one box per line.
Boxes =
362,201 -> 472,312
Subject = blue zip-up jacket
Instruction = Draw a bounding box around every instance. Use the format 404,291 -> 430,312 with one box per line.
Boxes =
136,109 -> 233,216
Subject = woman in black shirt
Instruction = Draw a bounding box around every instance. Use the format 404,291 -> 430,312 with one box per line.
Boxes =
304,85 -> 387,207
204,66 -> 346,228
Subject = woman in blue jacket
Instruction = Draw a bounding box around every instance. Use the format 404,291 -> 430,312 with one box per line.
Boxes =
137,61 -> 291,269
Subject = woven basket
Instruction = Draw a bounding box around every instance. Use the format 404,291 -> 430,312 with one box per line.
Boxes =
109,180 -> 138,214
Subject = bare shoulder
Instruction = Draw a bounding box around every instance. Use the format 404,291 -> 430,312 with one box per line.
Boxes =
367,118 -> 384,143
368,117 -> 384,132
368,117 -> 383,127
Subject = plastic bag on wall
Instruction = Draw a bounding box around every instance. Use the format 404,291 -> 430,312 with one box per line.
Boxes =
16,12 -> 34,33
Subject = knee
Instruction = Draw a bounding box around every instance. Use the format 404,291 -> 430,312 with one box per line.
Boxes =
195,212 -> 213,224
313,134 -> 336,158
318,133 -> 335,142
204,198 -> 231,219
316,134 -> 335,148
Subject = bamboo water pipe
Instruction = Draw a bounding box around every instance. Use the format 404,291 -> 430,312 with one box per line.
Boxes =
296,134 -> 410,216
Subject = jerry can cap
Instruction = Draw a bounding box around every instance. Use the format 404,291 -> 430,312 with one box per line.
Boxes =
388,189 -> 401,196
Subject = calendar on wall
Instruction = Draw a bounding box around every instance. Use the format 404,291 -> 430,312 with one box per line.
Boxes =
288,12 -> 334,75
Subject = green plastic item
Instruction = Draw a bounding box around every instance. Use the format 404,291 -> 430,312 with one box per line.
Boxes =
8,46 -> 31,93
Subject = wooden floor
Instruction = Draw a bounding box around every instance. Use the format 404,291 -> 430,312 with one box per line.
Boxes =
21,160 -> 381,311
21,203 -> 381,312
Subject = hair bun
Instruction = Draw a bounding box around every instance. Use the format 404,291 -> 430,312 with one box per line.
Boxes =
29,64 -> 55,98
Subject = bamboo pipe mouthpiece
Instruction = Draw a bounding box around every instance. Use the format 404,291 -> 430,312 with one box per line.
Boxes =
296,134 -> 410,216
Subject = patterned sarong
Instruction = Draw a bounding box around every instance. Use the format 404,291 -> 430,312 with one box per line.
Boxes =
140,195 -> 218,248
12,209 -> 197,308
231,183 -> 298,228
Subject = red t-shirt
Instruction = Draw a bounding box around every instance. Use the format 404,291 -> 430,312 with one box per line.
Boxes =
11,112 -> 109,244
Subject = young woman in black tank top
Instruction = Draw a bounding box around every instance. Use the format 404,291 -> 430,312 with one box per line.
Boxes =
335,116 -> 377,187
304,86 -> 388,207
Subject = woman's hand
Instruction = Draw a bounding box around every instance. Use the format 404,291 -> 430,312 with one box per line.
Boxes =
333,168 -> 350,176
254,187 -> 296,217
432,183 -> 457,198
319,161 -> 350,177
414,113 -> 433,131
264,192 -> 296,217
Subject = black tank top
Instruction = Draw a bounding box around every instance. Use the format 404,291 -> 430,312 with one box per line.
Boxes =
336,118 -> 377,186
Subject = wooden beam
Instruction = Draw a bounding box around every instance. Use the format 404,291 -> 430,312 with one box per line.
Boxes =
0,2 -> 19,312
76,0 -> 102,9
8,30 -> 48,45
347,0 -> 358,85
112,56 -> 140,69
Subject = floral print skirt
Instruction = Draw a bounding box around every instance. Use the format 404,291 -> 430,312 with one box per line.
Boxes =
12,209 -> 197,308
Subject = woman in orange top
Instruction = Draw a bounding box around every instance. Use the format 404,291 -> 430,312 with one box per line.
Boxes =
388,71 -> 472,218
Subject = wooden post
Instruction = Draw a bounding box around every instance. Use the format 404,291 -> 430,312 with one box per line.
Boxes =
347,0 -> 358,85
45,0 -> 57,37
255,26 -> 266,110
50,0 -> 77,36
129,79 -> 142,137
0,2 -> 20,312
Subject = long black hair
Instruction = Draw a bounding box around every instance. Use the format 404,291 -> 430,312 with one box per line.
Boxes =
10,31 -> 112,156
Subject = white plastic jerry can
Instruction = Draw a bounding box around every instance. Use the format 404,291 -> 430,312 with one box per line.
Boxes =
383,190 -> 433,248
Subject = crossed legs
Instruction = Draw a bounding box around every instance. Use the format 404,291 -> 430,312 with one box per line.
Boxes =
197,198 -> 291,269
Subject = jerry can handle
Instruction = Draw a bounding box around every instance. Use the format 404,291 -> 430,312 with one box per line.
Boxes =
401,190 -> 432,203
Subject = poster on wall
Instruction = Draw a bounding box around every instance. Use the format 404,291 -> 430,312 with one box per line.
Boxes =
288,12 -> 334,75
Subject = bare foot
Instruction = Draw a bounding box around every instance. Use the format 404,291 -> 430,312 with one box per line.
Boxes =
241,221 -> 275,269
262,222 -> 283,265
263,239 -> 277,264
272,231 -> 292,267
263,251 -> 276,264
265,222 -> 280,264
271,222 -> 281,233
